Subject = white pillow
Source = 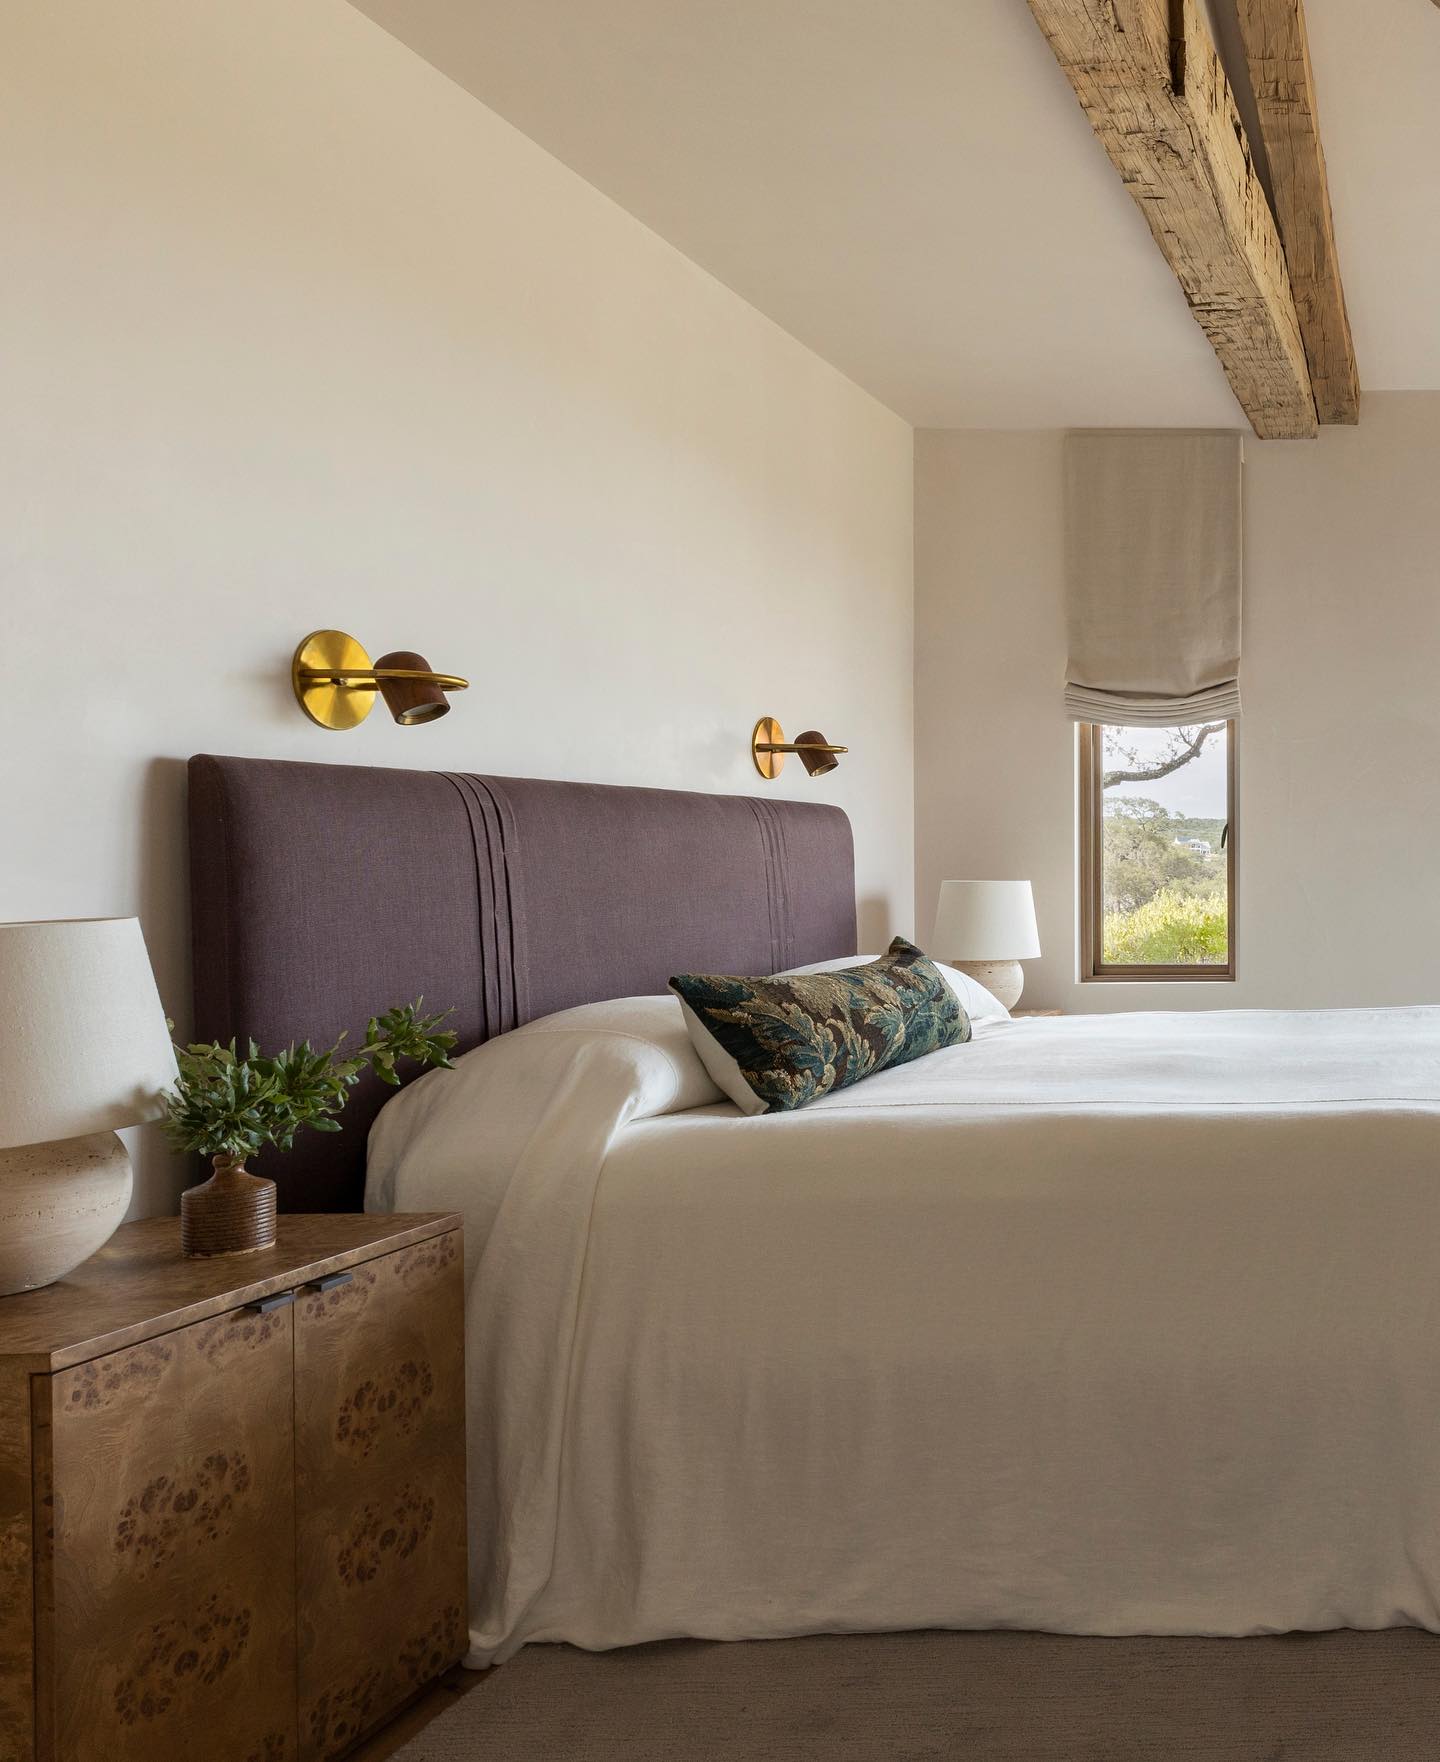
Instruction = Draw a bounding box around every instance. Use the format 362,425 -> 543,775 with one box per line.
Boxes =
780,953 -> 1011,1024
367,993 -> 725,1218
672,999 -> 770,1115
511,993 -> 725,1112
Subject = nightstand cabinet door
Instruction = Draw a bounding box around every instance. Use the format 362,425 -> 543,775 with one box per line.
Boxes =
33,1306 -> 299,1762
293,1231 -> 466,1761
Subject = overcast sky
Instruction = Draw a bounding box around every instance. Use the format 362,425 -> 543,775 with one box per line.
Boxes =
1101,725 -> 1228,821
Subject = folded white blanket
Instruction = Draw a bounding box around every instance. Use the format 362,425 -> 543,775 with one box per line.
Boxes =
368,1002 -> 1440,1662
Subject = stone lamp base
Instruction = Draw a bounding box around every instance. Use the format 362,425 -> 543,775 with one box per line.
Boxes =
0,1130 -> 133,1296
952,958 -> 1026,1012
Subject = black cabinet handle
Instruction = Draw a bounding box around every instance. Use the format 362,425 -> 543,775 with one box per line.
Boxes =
304,1271 -> 354,1294
242,1270 -> 352,1315
244,1290 -> 297,1315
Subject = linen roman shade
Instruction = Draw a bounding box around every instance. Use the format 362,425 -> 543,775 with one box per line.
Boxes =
1063,431 -> 1243,726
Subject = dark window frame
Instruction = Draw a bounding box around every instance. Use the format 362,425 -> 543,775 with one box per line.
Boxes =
1078,721 -> 1237,983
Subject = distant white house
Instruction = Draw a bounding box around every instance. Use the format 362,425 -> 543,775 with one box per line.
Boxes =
1175,836 -> 1212,856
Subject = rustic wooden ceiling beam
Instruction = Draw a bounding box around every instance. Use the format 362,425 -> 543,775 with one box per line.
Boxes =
1025,0 -> 1317,439
1233,0 -> 1358,424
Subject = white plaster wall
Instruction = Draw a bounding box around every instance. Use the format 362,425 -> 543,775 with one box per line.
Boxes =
916,395 -> 1440,1014
1,0 -> 914,1214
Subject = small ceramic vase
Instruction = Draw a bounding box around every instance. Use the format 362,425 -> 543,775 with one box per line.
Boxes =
180,1153 -> 277,1257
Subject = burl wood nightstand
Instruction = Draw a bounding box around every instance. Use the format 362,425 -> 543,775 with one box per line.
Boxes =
0,1213 -> 466,1762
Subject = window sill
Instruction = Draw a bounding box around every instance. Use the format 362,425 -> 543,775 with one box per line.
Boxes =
1082,969 -> 1235,984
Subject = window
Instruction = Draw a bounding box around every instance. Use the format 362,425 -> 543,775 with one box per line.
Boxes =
1079,722 -> 1235,981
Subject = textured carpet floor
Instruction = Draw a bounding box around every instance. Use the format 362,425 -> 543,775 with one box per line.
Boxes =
393,1628 -> 1440,1761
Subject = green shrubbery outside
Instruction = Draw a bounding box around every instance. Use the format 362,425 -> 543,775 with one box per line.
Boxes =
1102,886 -> 1228,966
1103,793 -> 1227,966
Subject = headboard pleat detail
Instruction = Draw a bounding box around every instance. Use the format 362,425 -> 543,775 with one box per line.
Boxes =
188,754 -> 856,1212
442,772 -> 527,1042
746,798 -> 792,975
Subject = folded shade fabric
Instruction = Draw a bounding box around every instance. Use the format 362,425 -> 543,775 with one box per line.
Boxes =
1063,430 -> 1243,726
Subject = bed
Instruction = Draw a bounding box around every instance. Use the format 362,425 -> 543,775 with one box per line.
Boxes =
189,754 -> 1440,1668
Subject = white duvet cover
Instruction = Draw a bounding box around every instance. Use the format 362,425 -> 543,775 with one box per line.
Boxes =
367,1002 -> 1440,1663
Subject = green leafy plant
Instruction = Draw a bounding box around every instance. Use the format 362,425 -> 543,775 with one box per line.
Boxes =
162,1001 -> 457,1161
1102,887 -> 1228,966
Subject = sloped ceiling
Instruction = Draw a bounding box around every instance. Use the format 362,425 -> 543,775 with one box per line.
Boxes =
348,0 -> 1440,429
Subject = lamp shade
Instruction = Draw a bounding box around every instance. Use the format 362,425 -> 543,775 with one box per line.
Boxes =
0,918 -> 177,1150
374,650 -> 451,726
931,881 -> 1041,962
793,731 -> 840,778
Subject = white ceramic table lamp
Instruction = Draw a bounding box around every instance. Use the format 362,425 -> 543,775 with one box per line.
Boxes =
932,880 -> 1041,1011
0,918 -> 177,1295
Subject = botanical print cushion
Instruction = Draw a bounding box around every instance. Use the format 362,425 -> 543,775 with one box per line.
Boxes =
669,937 -> 970,1115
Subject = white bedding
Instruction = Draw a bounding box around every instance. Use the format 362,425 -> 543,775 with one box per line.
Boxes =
367,1002 -> 1440,1663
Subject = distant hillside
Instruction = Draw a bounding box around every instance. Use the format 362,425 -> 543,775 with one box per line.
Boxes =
1168,816 -> 1225,849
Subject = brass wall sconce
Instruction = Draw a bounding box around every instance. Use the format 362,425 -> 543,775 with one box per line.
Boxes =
751,717 -> 848,780
292,630 -> 470,730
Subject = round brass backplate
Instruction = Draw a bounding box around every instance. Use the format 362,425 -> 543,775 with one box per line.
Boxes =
292,629 -> 375,731
752,716 -> 785,780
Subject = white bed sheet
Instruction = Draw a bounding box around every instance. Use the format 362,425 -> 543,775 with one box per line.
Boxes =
367,1003 -> 1440,1662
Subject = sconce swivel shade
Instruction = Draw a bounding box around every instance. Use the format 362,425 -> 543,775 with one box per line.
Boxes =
793,730 -> 839,777
931,881 -> 1041,963
374,651 -> 450,725
0,917 -> 177,1150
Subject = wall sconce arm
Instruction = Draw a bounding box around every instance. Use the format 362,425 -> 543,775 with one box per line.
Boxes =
752,739 -> 848,756
296,667 -> 470,692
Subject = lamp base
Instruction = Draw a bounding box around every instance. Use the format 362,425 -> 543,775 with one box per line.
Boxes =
951,958 -> 1025,1012
0,1131 -> 133,1295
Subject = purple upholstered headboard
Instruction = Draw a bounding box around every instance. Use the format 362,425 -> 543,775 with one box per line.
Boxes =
188,754 -> 857,1211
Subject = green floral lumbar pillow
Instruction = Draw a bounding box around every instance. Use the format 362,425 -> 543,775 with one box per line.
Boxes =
669,937 -> 970,1115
